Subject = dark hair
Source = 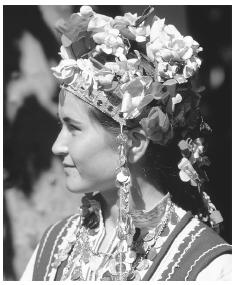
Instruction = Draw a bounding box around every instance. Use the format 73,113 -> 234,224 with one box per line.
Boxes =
87,104 -> 205,215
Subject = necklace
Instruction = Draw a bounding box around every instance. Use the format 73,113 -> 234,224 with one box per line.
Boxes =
50,195 -> 175,281
100,198 -> 174,281
61,203 -> 119,281
126,200 -> 174,280
135,199 -> 174,255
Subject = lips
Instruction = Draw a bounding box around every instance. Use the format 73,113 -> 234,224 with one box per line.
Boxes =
63,163 -> 75,168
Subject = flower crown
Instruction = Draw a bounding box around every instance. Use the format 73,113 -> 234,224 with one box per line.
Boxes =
52,5 -> 203,142
52,6 -> 222,227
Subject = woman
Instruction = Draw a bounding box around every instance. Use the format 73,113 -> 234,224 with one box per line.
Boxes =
21,6 -> 231,281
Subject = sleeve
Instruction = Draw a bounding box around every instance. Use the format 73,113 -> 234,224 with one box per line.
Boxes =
20,244 -> 39,281
196,254 -> 232,281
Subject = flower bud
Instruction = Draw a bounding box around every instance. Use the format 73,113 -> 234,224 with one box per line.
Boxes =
80,6 -> 93,17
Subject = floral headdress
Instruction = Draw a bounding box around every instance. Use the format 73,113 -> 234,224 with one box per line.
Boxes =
52,6 -> 223,229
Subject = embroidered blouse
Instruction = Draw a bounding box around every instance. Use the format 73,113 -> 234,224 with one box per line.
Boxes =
20,194 -> 232,281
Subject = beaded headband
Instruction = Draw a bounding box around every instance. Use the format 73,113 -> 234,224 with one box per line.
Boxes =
52,6 -> 223,229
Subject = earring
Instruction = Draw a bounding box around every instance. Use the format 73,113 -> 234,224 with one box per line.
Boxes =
114,124 -> 135,280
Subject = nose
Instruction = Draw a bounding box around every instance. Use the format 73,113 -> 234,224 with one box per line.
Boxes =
52,128 -> 69,156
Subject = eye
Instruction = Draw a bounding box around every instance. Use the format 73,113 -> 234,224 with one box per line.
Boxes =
67,123 -> 81,132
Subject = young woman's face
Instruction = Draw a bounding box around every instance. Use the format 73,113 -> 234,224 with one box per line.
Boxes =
52,90 -> 120,194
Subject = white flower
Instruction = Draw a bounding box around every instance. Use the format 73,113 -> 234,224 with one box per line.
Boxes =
148,20 -> 198,63
150,17 -> 166,42
156,62 -> 178,81
178,157 -> 198,186
104,61 -> 121,73
95,70 -> 114,86
59,46 -> 70,60
51,59 -> 78,83
121,91 -> 144,119
164,24 -> 182,39
79,5 -> 94,17
183,56 -> 202,79
87,13 -> 113,33
76,58 -> 98,89
114,12 -> 138,27
146,17 -> 202,81
93,28 -> 127,60
105,58 -> 141,83
172,93 -> 182,111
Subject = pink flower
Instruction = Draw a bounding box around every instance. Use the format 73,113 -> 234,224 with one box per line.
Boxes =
120,77 -> 153,119
140,106 -> 174,145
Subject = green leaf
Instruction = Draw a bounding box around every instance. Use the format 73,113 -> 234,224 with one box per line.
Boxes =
139,58 -> 155,75
135,6 -> 154,27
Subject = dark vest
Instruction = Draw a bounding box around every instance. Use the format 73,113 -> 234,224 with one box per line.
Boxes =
33,212 -> 231,281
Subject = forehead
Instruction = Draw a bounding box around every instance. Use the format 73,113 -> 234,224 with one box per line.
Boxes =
58,89 -> 90,121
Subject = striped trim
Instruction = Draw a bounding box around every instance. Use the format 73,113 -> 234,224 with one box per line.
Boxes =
150,217 -> 200,280
44,214 -> 78,280
143,211 -> 193,281
184,243 -> 231,280
37,221 -> 61,268
166,227 -> 206,280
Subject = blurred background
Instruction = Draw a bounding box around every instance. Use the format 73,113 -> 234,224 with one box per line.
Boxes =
3,5 -> 232,280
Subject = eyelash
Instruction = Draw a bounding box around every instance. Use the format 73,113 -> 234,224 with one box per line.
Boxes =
68,124 -> 80,132
57,120 -> 80,133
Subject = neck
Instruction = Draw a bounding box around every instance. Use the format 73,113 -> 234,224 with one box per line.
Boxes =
98,173 -> 166,229
129,175 -> 166,211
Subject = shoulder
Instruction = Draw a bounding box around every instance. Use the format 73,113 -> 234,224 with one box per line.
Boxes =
154,209 -> 231,281
32,213 -> 81,280
172,213 -> 232,280
42,213 -> 81,241
37,213 -> 80,256
196,253 -> 232,281
173,205 -> 231,252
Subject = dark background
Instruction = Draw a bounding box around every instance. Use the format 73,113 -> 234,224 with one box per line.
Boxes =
3,5 -> 232,280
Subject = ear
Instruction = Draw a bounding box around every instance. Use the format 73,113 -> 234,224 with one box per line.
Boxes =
127,128 -> 150,163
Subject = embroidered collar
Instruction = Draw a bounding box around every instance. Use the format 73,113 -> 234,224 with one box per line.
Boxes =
129,193 -> 171,229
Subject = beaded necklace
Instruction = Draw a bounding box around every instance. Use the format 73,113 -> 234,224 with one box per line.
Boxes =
49,194 -> 175,281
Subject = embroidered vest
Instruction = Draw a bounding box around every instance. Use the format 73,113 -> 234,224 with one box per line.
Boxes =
32,212 -> 231,281
142,212 -> 231,280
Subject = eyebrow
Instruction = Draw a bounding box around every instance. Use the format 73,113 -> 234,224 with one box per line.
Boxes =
63,117 -> 82,126
57,112 -> 83,126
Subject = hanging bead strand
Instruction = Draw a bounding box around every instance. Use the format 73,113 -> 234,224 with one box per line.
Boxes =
115,123 -> 134,280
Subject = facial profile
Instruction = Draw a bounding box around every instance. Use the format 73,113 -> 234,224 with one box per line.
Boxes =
52,89 -> 120,194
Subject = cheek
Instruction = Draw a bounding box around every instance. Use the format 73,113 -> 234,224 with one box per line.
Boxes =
69,135 -> 119,179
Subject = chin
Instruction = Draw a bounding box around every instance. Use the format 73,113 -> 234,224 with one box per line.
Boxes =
65,179 -> 94,194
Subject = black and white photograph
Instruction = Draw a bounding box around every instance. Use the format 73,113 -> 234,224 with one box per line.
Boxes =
2,3 -> 232,281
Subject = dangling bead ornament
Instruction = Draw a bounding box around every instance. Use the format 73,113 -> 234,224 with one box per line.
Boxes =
200,189 -> 223,232
115,123 -> 135,280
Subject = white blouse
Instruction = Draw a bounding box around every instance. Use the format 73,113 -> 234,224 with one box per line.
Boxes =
20,198 -> 232,281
